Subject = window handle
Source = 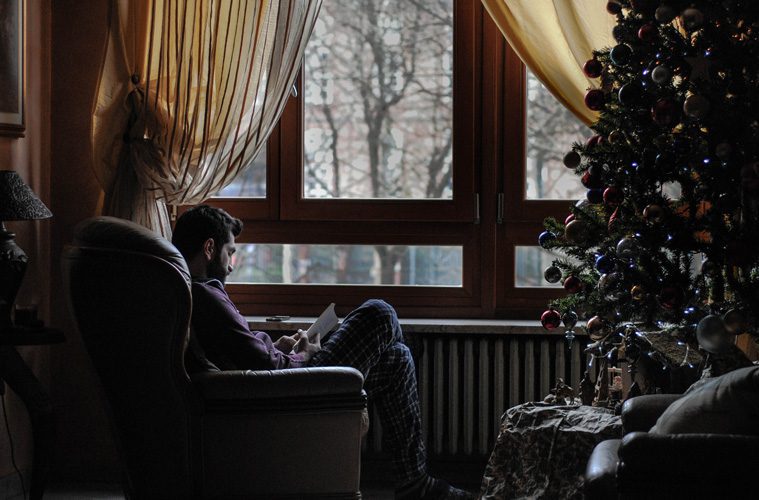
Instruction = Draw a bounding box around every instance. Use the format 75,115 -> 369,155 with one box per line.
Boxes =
497,193 -> 504,224
474,193 -> 480,225
290,84 -> 298,98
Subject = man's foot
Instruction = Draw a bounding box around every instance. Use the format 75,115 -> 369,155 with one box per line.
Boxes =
396,476 -> 476,500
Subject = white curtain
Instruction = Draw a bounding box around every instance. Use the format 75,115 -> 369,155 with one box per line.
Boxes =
91,0 -> 322,235
481,0 -> 615,125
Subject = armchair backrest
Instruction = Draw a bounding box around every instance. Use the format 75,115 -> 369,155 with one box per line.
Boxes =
63,216 -> 200,499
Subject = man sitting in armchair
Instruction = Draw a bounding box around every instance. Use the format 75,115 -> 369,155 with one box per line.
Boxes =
172,205 -> 473,500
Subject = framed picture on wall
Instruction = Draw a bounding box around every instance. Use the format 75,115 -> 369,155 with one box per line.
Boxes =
0,0 -> 24,137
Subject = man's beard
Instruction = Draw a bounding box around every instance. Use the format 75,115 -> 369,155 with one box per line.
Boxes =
207,253 -> 228,284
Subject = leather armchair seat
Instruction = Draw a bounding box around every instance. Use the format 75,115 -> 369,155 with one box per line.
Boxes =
63,216 -> 367,499
585,368 -> 759,500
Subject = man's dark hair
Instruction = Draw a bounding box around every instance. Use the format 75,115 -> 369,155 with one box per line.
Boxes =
172,205 -> 242,260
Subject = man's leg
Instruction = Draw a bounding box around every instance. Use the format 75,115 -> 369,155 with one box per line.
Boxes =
309,299 -> 426,485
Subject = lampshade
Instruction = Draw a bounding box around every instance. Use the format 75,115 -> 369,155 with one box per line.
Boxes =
0,170 -> 52,221
0,170 -> 52,331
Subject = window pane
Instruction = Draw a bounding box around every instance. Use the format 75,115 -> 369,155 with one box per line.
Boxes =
525,70 -> 588,200
228,244 -> 462,286
303,0 -> 453,200
214,146 -> 267,197
515,246 -> 564,288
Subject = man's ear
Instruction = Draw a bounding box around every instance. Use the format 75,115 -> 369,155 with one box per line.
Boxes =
202,238 -> 216,261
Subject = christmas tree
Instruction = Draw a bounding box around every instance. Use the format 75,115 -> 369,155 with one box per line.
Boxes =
538,0 -> 759,395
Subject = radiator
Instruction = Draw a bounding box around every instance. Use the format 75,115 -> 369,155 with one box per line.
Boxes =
365,333 -> 589,458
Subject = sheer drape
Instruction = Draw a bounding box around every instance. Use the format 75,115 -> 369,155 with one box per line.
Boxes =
481,0 -> 615,125
92,0 -> 322,235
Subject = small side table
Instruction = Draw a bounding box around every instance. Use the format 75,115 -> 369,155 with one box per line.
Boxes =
0,326 -> 65,500
480,402 -> 623,499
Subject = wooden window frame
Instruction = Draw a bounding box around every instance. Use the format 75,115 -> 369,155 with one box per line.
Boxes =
206,2 -> 572,319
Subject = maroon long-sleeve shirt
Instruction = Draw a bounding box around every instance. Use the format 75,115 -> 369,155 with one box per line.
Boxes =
190,278 -> 306,370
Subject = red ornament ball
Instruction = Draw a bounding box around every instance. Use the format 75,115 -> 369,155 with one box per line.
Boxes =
658,286 -> 684,309
581,170 -> 604,189
585,135 -> 604,148
584,89 -> 606,111
638,23 -> 657,42
564,213 -> 576,225
563,275 -> 584,294
541,309 -> 562,330
583,58 -> 603,79
603,186 -> 623,206
652,98 -> 680,126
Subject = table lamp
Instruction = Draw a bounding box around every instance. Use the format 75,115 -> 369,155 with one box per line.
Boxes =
0,170 -> 52,330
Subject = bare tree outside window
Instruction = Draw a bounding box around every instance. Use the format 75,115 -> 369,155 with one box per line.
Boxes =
224,0 -> 462,287
215,145 -> 267,197
519,71 -> 589,288
524,70 -> 588,200
303,0 -> 453,200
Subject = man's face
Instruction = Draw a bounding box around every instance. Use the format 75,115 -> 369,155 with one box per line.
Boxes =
208,231 -> 236,284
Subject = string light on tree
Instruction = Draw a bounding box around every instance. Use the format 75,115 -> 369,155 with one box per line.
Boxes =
536,0 -> 759,393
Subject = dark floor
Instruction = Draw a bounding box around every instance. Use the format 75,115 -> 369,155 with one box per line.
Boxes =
43,482 -> 395,499
41,457 -> 484,499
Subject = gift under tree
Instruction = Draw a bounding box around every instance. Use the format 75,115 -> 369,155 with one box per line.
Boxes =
538,0 -> 759,401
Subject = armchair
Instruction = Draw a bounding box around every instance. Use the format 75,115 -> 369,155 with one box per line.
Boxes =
585,366 -> 759,499
63,216 -> 367,499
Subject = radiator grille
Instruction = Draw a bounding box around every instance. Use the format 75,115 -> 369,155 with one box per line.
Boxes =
365,333 -> 590,458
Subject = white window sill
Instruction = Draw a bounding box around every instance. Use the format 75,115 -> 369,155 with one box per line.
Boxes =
246,316 -> 559,335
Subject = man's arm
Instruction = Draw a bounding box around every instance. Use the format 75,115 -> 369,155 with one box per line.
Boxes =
191,280 -> 308,370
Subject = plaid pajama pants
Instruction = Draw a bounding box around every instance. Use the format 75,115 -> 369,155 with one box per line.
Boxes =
309,299 -> 426,486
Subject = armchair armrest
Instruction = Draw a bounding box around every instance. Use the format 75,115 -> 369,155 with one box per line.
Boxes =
621,394 -> 682,432
195,366 -> 367,497
191,366 -> 366,412
619,432 -> 759,477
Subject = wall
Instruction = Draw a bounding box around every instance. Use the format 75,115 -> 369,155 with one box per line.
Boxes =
49,0 -> 119,481
0,0 -> 114,487
0,0 -> 51,484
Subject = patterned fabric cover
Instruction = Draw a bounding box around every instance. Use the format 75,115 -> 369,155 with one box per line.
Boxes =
480,403 -> 622,499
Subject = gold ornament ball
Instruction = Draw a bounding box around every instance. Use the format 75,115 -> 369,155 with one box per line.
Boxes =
586,315 -> 607,341
631,285 -> 646,301
681,8 -> 704,31
564,219 -> 588,243
643,204 -> 664,222
608,130 -> 625,144
683,94 -> 710,120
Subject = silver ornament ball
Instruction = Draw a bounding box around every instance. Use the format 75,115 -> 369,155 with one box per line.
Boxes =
696,314 -> 734,354
651,65 -> 672,85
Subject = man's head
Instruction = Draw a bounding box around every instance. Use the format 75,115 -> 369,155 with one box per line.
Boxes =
172,205 -> 242,283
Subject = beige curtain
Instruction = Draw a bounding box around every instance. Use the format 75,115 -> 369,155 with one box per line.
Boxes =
481,0 -> 615,125
92,0 -> 322,235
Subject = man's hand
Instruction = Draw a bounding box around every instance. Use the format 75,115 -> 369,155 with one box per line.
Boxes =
273,333 -> 300,353
292,329 -> 321,361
